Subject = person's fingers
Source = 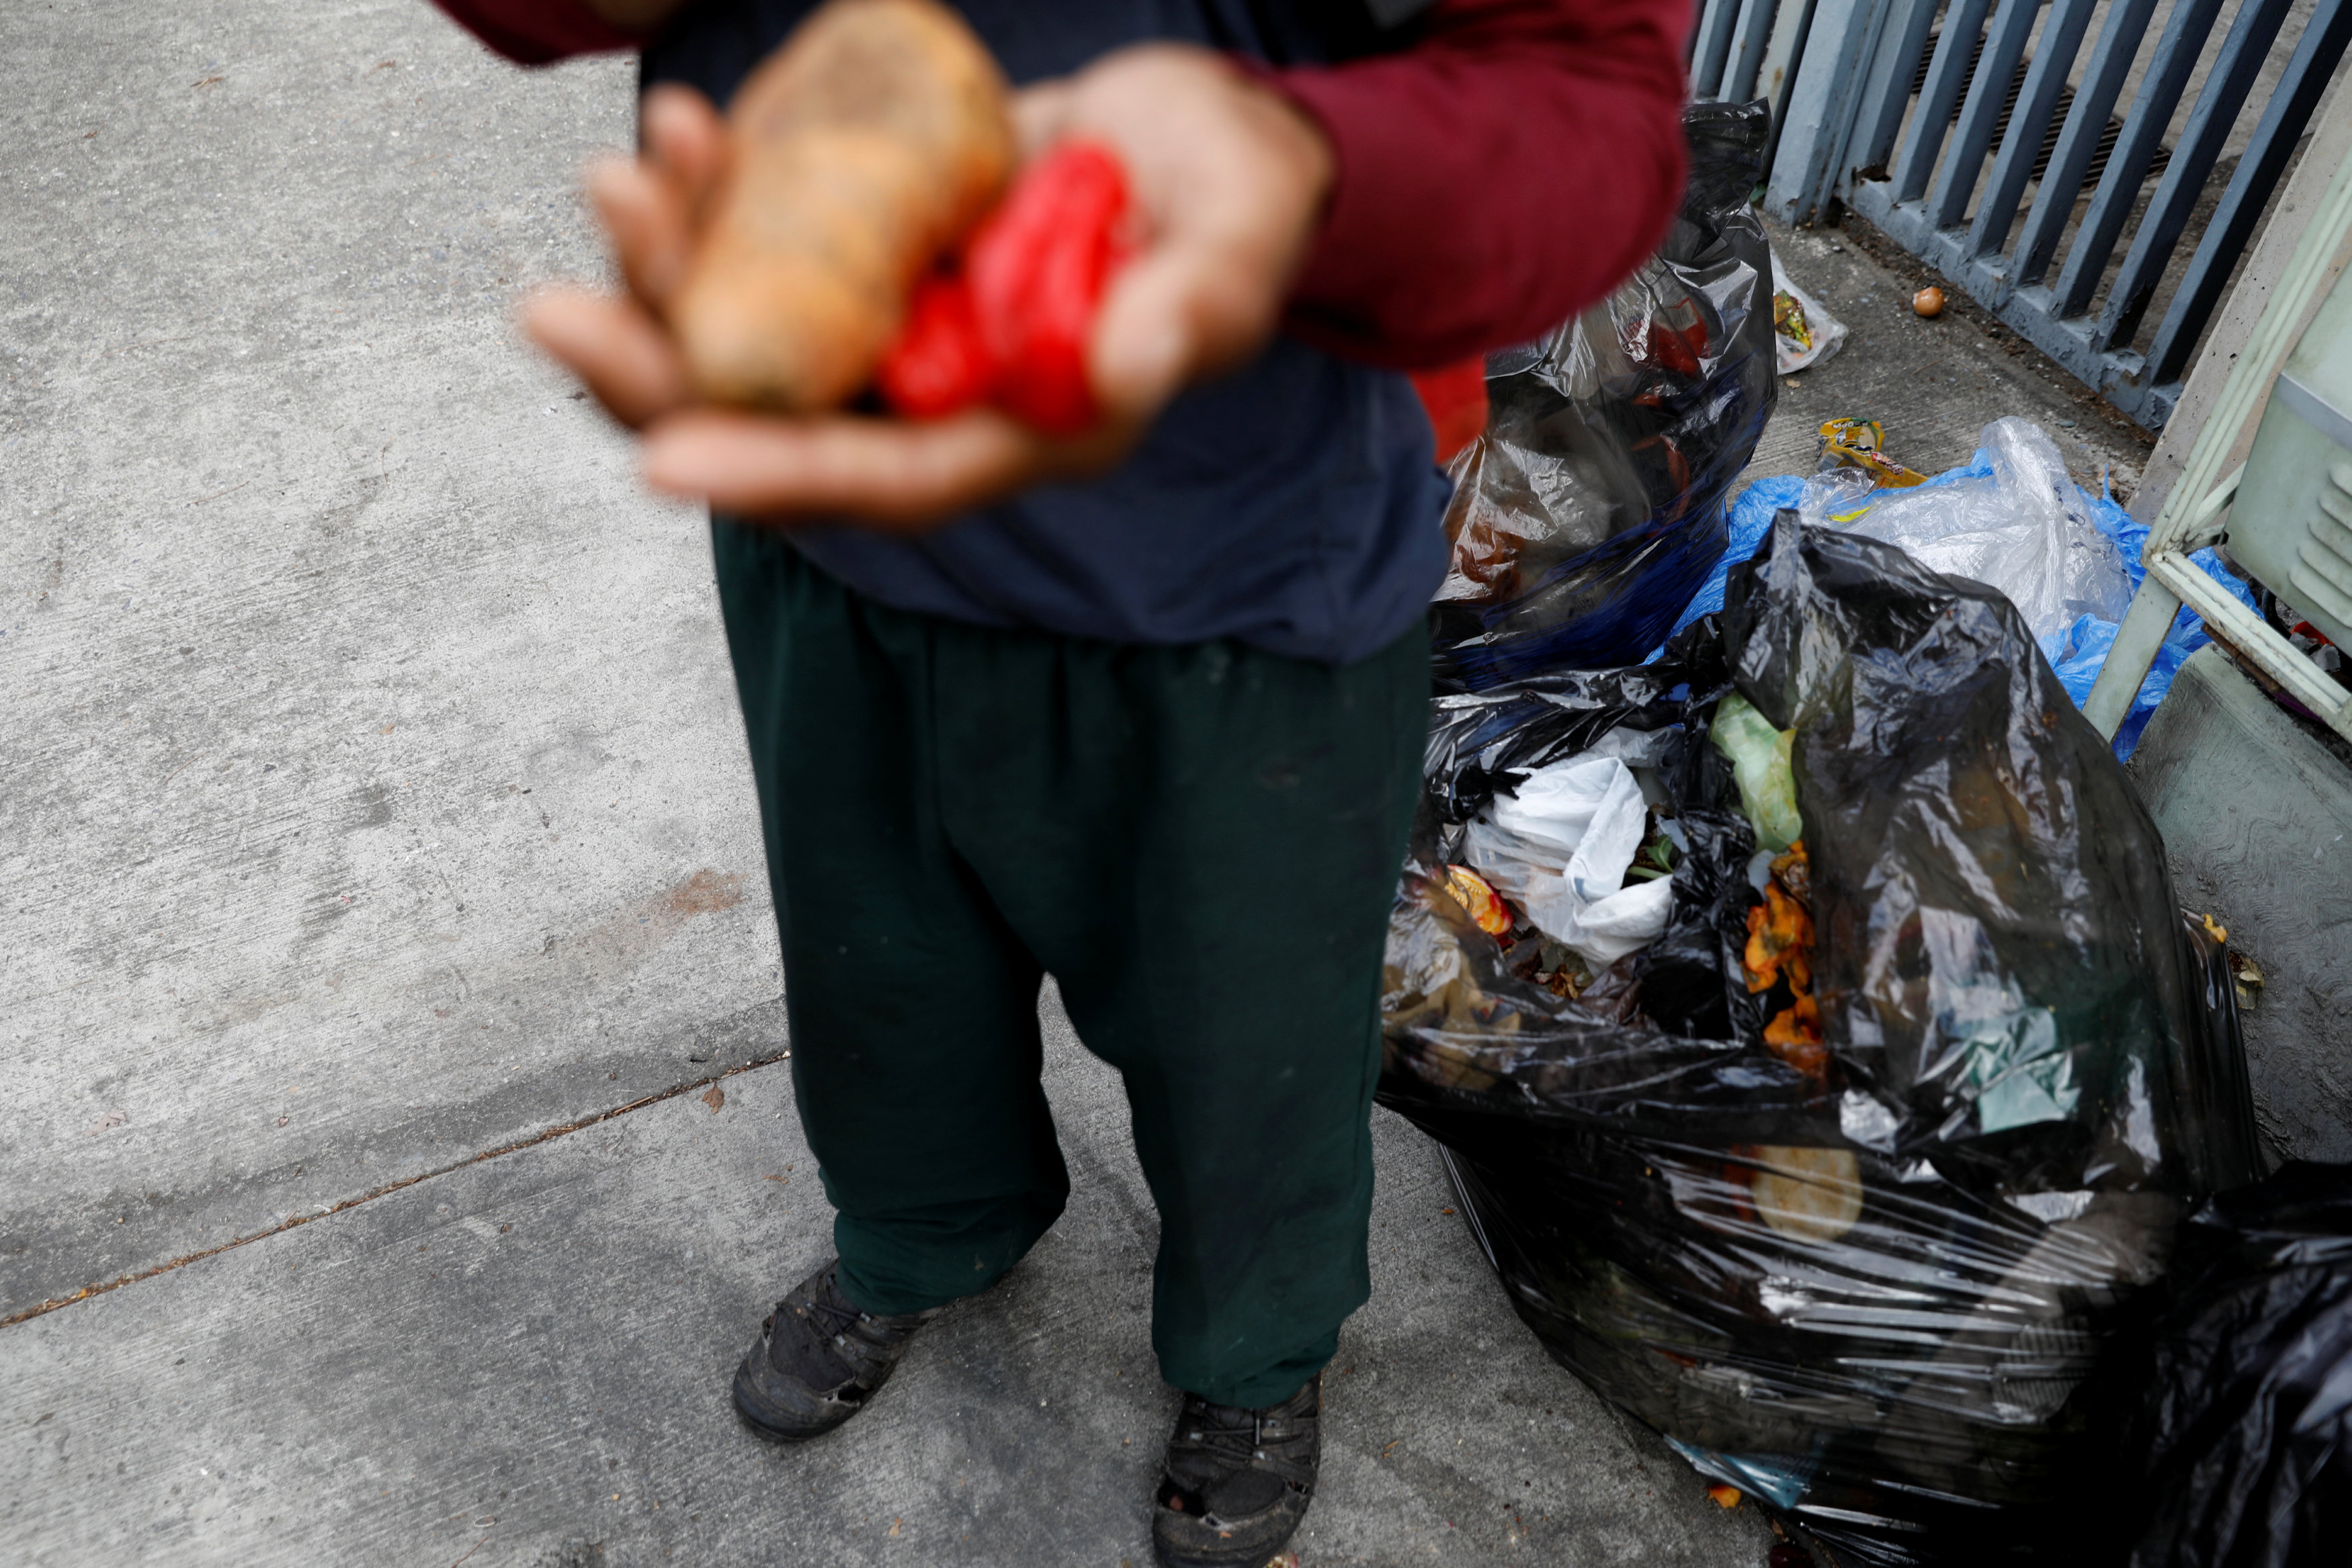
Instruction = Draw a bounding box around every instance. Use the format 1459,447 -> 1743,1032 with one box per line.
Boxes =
640,85 -> 731,209
588,157 -> 697,310
641,408 -> 1042,527
1089,228 -> 1279,417
521,288 -> 694,429
589,87 -> 730,312
1009,77 -> 1076,159
1041,48 -> 1330,420
1085,252 -> 1202,419
640,407 -> 1135,528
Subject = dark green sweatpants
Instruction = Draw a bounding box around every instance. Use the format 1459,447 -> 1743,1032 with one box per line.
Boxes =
712,525 -> 1429,1408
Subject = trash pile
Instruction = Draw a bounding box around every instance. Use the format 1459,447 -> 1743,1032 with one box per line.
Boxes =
1380,513 -> 2266,1563
1429,99 -> 1778,690
1806,416 -> 2136,644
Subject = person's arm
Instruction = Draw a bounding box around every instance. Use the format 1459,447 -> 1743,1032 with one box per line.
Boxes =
434,0 -> 1686,370
431,0 -> 1689,525
1264,0 -> 1691,369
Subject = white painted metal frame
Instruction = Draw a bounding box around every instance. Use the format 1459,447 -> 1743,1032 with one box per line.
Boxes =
2083,152 -> 2352,743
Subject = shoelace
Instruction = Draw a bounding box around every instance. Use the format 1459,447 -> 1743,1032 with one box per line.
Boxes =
1181,1402 -> 1273,1465
799,1284 -> 869,1339
1180,1397 -> 1313,1481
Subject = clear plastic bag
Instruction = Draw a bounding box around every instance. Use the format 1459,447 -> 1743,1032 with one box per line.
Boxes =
1771,253 -> 1847,375
1815,417 -> 2132,646
1384,514 -> 2262,1563
1429,100 -> 1778,691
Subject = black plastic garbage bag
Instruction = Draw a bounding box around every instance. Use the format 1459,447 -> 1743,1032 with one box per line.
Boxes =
1430,99 -> 1779,691
2124,1162 -> 2352,1568
1382,515 -> 2263,1563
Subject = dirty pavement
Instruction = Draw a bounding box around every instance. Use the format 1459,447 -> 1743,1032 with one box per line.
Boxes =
0,5 -> 2290,1568
0,6 -> 1769,1565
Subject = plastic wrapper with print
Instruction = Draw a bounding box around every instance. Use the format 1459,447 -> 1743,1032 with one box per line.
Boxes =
1380,515 -> 2263,1563
1429,99 -> 1778,691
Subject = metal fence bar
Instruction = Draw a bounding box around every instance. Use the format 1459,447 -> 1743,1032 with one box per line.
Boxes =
2095,0 -> 2297,349
1892,0 -> 1992,203
1757,0 -> 1823,176
1692,0 -> 1744,98
1851,0 -> 1941,172
1767,0 -> 1894,223
1788,0 -> 2335,430
1968,0 -> 2101,260
1725,0 -> 1783,102
2052,0 -> 2226,317
1759,0 -> 1817,109
1792,0 -> 1902,222
1926,0 -> 2042,229
2012,0 -> 2163,286
2146,0 -> 2352,383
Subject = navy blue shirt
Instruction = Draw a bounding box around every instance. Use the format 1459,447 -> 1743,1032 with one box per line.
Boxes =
643,1 -> 1452,664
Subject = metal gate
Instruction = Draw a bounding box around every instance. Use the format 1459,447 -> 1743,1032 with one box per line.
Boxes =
1697,0 -> 2352,428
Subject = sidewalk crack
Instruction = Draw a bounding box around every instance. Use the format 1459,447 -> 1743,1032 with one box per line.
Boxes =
0,1049 -> 791,1330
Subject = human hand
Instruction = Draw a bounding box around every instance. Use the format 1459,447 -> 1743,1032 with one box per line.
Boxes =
523,46 -> 1333,531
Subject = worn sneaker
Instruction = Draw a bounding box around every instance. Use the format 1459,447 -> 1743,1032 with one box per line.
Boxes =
1152,1372 -> 1322,1568
730,1258 -> 937,1442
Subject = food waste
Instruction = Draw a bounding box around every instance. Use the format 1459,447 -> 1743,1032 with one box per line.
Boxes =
665,0 -> 1130,433
1393,685 -> 1824,1091
1745,842 -> 1822,1080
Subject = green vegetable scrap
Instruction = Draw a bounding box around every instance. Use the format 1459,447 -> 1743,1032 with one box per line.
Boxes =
1623,828 -> 1677,883
1712,693 -> 1802,853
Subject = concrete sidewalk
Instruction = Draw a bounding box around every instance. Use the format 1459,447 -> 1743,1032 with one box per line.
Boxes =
3,0 -> 776,1323
4,994 -> 1763,1567
3,3 -> 2159,1565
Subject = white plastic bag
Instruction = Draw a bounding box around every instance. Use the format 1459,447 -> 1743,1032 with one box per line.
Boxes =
1464,754 -> 1675,967
1811,417 -> 2132,646
1771,253 -> 1847,375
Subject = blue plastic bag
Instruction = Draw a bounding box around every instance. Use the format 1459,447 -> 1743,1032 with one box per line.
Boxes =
1652,473 -> 1801,648
2048,490 -> 2254,757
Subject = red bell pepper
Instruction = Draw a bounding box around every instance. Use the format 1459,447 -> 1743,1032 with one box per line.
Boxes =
875,141 -> 1133,435
875,271 -> 995,421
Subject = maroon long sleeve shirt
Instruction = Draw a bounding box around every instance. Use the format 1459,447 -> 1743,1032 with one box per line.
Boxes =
431,0 -> 1690,372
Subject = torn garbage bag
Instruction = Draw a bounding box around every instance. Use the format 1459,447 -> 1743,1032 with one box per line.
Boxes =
1430,98 -> 1777,691
1382,514 -> 2262,1564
